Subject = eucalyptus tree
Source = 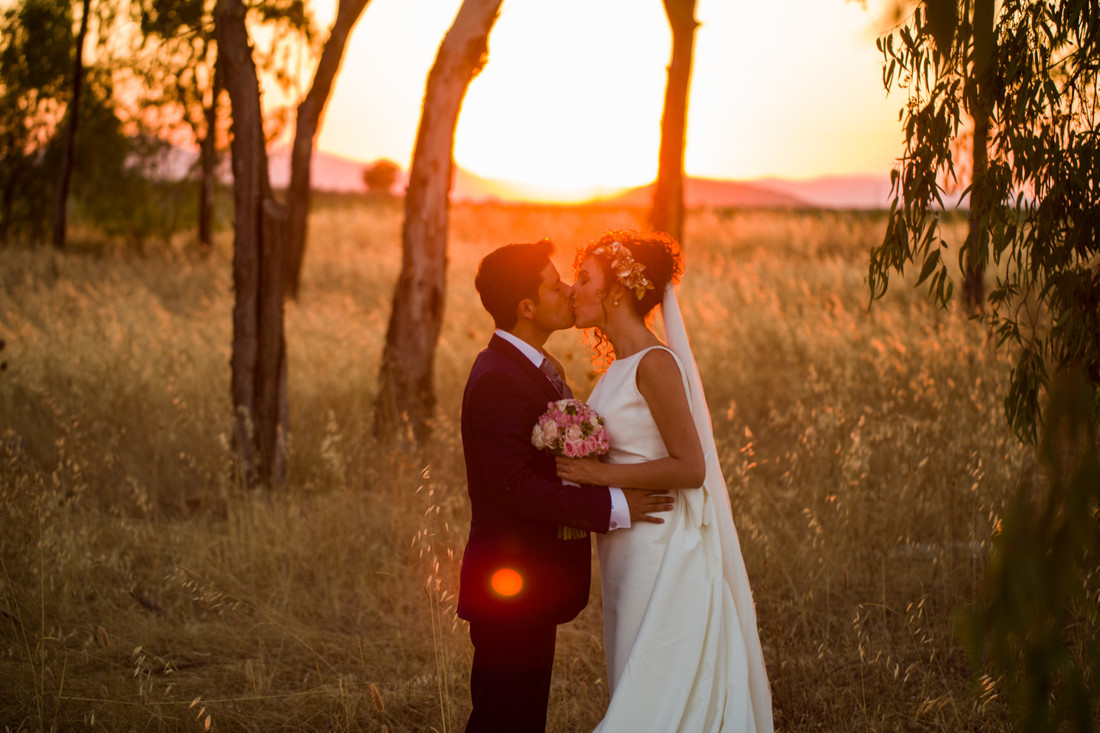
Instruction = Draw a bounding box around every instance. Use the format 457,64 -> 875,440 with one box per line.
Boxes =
215,0 -> 294,488
134,0 -> 318,253
0,0 -> 135,246
373,0 -> 503,444
362,158 -> 400,196
284,0 -> 371,299
872,0 -> 1099,442
213,0 -> 371,486
134,0 -> 223,251
872,2 -> 1100,728
650,0 -> 698,245
52,0 -> 92,250
0,0 -> 72,244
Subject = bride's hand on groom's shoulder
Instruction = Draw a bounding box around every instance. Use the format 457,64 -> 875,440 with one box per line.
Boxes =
555,455 -> 603,485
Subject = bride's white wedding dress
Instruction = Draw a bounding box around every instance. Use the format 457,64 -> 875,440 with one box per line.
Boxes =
585,289 -> 773,732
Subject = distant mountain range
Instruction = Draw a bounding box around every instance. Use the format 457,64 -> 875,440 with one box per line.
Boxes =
605,177 -> 807,209
243,147 -> 894,210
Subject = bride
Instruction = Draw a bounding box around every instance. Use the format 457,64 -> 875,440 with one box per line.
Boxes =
555,230 -> 773,732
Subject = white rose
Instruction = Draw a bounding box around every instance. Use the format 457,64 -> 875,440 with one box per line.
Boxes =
544,421 -> 560,443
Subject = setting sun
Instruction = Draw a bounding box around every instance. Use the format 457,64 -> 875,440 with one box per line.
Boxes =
311,0 -> 902,201
453,0 -> 669,200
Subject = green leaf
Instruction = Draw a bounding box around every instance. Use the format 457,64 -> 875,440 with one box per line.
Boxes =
917,247 -> 941,285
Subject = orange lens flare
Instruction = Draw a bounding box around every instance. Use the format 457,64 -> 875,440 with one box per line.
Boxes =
490,568 -> 523,597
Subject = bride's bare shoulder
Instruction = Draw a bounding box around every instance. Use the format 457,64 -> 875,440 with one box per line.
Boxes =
636,346 -> 683,392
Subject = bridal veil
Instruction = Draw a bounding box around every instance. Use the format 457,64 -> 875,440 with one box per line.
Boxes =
661,285 -> 774,731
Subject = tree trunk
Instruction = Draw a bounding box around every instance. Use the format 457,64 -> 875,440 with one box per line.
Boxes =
962,111 -> 989,311
373,0 -> 502,445
198,59 -> 221,256
1,177 -> 14,245
52,0 -> 91,251
215,0 -> 289,488
962,0 -> 994,313
285,0 -> 371,300
650,0 -> 697,245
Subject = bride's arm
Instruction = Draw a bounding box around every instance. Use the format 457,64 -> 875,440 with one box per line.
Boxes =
556,349 -> 705,490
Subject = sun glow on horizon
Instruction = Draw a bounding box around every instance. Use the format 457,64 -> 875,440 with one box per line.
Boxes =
312,0 -> 903,203
453,0 -> 669,197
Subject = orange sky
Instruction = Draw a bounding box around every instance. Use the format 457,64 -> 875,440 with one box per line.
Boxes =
308,0 -> 905,201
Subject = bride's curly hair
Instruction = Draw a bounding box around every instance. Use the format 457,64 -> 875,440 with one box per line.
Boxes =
574,229 -> 684,366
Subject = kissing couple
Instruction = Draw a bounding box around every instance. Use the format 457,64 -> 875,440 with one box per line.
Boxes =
458,230 -> 773,732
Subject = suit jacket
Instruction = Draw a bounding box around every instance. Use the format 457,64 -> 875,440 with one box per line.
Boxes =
457,334 -> 612,626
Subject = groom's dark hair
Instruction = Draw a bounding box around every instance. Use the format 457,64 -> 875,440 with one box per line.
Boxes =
475,239 -> 555,330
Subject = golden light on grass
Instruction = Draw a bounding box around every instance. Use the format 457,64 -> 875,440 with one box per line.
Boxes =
490,568 -> 523,597
370,682 -> 385,713
0,201 -> 1041,730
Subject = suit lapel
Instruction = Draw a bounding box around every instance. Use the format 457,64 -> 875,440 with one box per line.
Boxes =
488,334 -> 563,403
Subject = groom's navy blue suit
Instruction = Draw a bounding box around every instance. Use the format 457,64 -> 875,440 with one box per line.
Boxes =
459,334 -> 612,732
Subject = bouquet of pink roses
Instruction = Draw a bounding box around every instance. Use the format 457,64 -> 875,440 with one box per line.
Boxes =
532,399 -> 610,541
531,398 -> 611,459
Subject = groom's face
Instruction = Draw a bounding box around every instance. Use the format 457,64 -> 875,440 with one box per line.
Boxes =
529,262 -> 575,332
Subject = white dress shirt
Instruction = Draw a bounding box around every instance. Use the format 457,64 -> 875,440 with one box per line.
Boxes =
494,329 -> 630,530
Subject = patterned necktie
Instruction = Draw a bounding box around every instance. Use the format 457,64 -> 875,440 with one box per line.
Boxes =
539,357 -> 566,397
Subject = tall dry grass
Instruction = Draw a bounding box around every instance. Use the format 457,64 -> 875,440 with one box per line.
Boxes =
0,200 -> 1031,731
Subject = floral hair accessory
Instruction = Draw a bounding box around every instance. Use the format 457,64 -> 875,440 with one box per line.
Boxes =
591,240 -> 654,300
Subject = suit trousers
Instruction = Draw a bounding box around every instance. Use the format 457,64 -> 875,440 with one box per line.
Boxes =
465,621 -> 557,733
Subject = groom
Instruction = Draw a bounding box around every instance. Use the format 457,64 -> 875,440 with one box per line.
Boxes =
458,239 -> 671,732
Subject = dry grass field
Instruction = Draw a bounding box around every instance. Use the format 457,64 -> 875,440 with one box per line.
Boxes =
0,199 -> 1035,731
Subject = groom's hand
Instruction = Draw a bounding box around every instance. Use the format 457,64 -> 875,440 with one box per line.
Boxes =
622,488 -> 673,524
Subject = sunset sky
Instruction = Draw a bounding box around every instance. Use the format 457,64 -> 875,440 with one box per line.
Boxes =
307,0 -> 905,201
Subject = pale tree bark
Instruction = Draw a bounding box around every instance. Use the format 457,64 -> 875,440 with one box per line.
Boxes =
650,0 -> 698,245
215,0 -> 289,488
52,0 -> 91,251
374,0 -> 502,444
285,0 -> 371,299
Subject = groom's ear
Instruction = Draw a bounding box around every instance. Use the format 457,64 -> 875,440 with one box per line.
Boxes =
516,297 -> 536,322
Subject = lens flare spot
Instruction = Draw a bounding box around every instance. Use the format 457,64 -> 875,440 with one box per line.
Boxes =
491,568 -> 523,597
